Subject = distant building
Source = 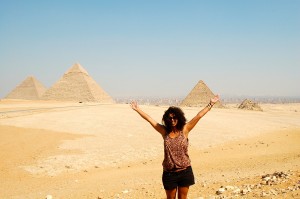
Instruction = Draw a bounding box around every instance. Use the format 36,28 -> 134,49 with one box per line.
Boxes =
5,76 -> 46,100
180,80 -> 223,108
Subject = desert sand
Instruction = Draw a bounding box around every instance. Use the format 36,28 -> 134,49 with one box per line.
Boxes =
0,99 -> 299,199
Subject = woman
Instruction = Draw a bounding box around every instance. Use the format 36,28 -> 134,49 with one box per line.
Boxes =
130,95 -> 220,199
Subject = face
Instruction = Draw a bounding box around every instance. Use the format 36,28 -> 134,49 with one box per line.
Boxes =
168,113 -> 178,127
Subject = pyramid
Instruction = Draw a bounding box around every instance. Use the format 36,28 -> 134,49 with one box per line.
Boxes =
5,76 -> 47,100
238,99 -> 262,111
41,63 -> 115,103
180,80 -> 223,108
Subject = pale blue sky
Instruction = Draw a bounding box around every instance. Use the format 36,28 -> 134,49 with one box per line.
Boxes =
1,0 -> 299,98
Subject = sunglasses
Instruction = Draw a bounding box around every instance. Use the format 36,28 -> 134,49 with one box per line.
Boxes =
168,116 -> 177,120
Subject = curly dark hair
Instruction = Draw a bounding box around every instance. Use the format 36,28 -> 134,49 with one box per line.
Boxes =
162,106 -> 187,133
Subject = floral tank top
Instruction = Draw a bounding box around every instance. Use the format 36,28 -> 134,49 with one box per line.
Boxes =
162,131 -> 191,171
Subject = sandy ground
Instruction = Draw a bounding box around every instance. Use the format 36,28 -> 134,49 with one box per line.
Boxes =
0,100 -> 300,199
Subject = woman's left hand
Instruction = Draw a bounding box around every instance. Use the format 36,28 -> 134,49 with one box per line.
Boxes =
210,95 -> 220,105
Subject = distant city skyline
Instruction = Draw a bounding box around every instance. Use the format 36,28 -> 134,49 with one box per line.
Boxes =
1,1 -> 299,99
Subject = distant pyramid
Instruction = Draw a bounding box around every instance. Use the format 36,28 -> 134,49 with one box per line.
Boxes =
238,99 -> 262,111
5,76 -> 47,100
41,63 -> 115,103
180,80 -> 223,108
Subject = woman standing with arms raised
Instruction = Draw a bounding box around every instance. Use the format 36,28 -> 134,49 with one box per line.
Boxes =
130,95 -> 219,199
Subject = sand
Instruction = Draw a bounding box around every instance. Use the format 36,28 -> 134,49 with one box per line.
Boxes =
0,99 -> 299,198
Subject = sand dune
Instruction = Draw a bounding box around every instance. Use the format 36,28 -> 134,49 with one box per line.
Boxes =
0,100 -> 299,198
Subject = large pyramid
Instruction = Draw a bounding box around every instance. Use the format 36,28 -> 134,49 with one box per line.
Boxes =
41,63 -> 115,103
180,80 -> 223,108
5,76 -> 47,100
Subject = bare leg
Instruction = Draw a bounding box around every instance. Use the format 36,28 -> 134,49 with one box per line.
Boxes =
165,188 -> 177,199
178,186 -> 189,199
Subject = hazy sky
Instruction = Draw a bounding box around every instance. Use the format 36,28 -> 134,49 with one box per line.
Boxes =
1,0 -> 299,99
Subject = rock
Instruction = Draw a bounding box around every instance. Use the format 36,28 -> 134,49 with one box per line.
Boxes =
225,185 -> 235,190
261,181 -> 268,185
232,188 -> 241,194
270,189 -> 277,195
122,190 -> 129,194
46,195 -> 52,199
241,188 -> 250,195
263,176 -> 271,181
261,191 -> 268,197
216,187 -> 226,195
281,189 -> 287,193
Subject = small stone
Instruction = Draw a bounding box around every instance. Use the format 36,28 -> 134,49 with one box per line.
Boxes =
122,190 -> 129,194
281,189 -> 287,193
232,188 -> 241,194
261,181 -> 267,185
263,177 -> 271,181
225,185 -> 235,190
256,184 -> 262,189
216,187 -> 226,195
270,189 -> 277,195
241,189 -> 249,195
46,195 -> 52,199
261,191 -> 268,197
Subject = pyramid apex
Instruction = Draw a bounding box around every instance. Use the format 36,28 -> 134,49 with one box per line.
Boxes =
197,80 -> 205,84
26,76 -> 35,80
19,76 -> 37,83
65,63 -> 89,75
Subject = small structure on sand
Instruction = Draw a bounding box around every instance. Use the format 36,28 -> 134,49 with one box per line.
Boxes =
238,99 -> 263,111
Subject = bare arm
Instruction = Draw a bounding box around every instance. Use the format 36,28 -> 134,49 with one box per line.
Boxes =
130,101 -> 166,136
183,95 -> 220,135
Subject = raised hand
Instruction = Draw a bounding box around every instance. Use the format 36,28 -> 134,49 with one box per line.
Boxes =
210,95 -> 220,105
130,101 -> 139,111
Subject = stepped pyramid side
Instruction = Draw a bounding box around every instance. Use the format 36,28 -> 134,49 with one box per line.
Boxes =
82,75 -> 115,102
5,76 -> 47,100
180,80 -> 223,108
41,63 -> 115,103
